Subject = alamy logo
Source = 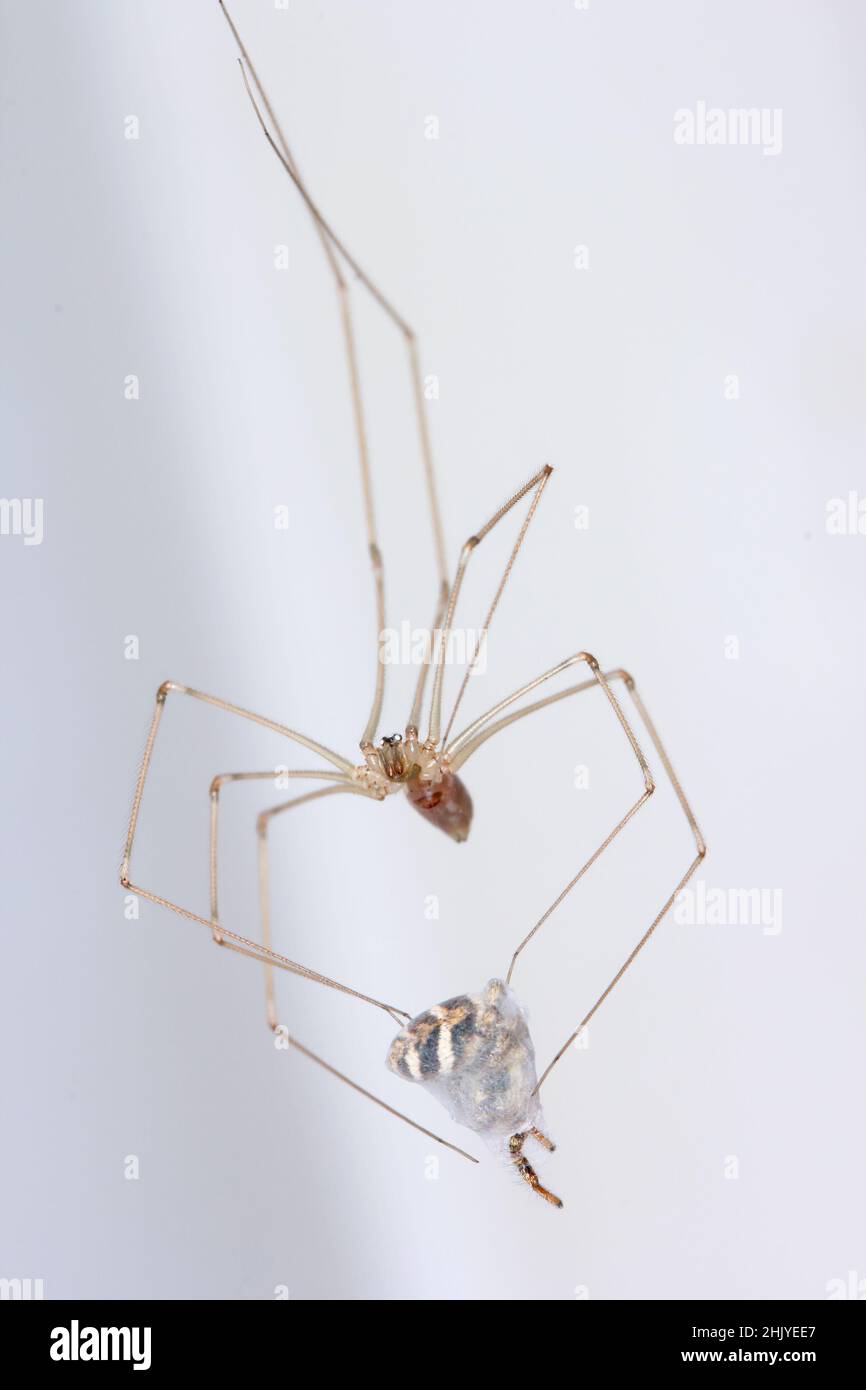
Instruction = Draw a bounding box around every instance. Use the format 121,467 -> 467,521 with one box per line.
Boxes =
0,497 -> 44,545
826,1269 -> 866,1299
0,1276 -> 44,1299
674,101 -> 783,156
674,881 -> 783,936
379,622 -> 488,675
49,1320 -> 152,1372
826,492 -> 866,536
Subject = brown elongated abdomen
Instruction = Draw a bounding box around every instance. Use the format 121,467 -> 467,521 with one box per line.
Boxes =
405,769 -> 473,842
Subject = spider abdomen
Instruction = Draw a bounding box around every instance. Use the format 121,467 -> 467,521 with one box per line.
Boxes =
405,769 -> 473,842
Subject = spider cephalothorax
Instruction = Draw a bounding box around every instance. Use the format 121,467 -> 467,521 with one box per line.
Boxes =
387,979 -> 562,1206
357,730 -> 474,842
375,733 -> 412,781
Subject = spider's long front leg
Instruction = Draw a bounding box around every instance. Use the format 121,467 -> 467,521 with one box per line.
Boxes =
121,681 -> 407,1025
220,1 -> 450,749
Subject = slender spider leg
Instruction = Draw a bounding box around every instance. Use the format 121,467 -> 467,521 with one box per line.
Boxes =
533,848 -> 704,1094
285,1033 -> 478,1165
407,582 -> 451,736
220,1 -> 449,747
426,464 -> 553,748
447,654 -> 659,986
446,654 -> 656,973
457,655 -> 655,982
506,789 -> 652,985
209,771 -> 374,1027
207,777 -> 478,1166
447,656 -> 643,773
121,682 -> 408,1025
209,769 -> 352,942
532,671 -> 705,1092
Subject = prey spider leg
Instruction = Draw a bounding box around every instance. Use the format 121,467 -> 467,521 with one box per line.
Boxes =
509,1131 -> 562,1209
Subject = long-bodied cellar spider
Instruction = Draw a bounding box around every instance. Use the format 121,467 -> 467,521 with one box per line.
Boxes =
120,2 -> 706,1205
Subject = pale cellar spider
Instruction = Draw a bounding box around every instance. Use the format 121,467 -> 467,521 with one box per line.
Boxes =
121,2 -> 706,1206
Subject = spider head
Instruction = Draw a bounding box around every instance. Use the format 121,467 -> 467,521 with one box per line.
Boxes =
377,733 -> 411,781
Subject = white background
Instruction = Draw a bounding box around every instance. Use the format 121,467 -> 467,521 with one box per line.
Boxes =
2,0 -> 864,1299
